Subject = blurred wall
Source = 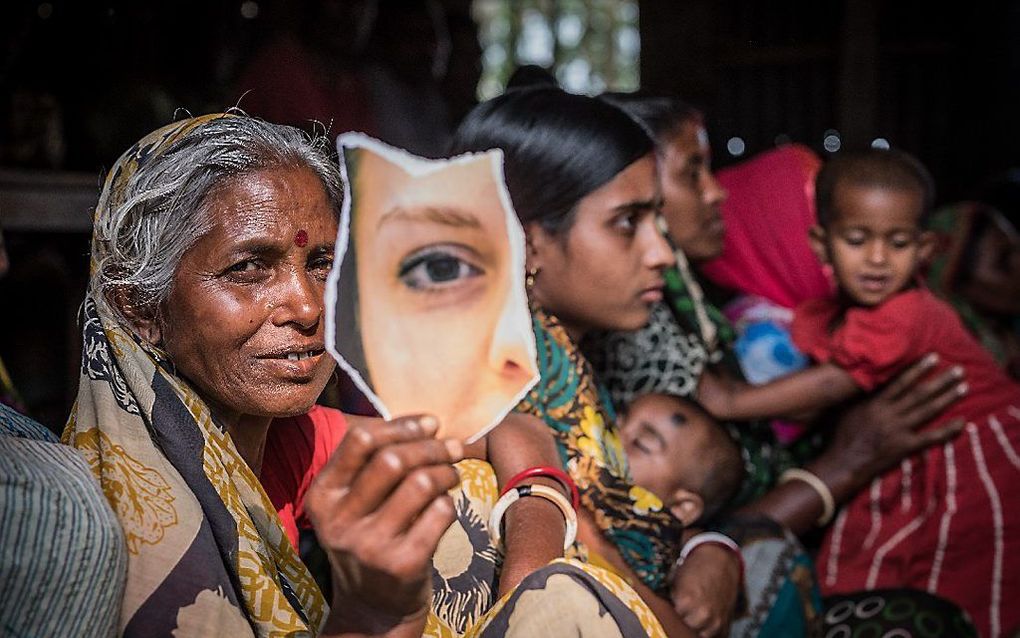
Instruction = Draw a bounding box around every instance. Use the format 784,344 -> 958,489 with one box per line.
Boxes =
639,0 -> 1020,203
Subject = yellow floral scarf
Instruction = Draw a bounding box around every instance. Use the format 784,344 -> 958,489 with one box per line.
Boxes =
64,115 -> 325,637
517,309 -> 684,594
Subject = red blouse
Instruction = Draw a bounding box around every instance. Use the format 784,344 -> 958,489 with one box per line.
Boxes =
261,405 -> 348,549
795,289 -> 1020,638
792,288 -> 1020,426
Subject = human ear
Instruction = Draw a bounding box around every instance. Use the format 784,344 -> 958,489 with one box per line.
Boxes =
669,489 -> 705,527
524,221 -> 553,272
809,225 -> 830,264
916,230 -> 937,264
111,287 -> 163,345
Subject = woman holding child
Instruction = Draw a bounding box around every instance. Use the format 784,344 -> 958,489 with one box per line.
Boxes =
451,85 -> 985,637
583,91 -> 1014,636
66,96 -> 988,638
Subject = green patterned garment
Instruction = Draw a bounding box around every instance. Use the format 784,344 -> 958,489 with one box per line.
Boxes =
517,309 -> 684,595
666,260 -> 827,505
925,202 -> 1009,363
587,252 -> 825,507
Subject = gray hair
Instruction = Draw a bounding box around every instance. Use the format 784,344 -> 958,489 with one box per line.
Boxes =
91,115 -> 343,328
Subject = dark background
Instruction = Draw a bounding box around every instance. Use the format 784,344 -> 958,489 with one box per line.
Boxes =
2,0 -> 1017,431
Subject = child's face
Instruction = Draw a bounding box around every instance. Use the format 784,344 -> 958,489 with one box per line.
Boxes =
621,394 -> 712,505
813,183 -> 934,306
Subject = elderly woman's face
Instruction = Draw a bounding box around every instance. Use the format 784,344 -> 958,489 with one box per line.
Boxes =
157,166 -> 338,421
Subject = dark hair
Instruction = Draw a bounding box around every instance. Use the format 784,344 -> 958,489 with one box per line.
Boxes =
448,86 -> 655,235
599,92 -> 703,145
681,399 -> 744,525
505,64 -> 558,91
977,168 -> 1020,230
815,148 -> 936,227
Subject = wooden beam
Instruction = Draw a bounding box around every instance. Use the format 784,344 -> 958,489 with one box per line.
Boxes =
0,170 -> 98,232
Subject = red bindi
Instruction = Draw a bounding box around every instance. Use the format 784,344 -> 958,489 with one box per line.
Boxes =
294,229 -> 308,247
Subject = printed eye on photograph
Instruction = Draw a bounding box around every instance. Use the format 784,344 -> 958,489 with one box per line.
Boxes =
326,133 -> 539,442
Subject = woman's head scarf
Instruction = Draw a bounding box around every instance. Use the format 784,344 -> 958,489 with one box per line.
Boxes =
63,114 -> 326,637
925,201 -> 1009,363
700,144 -> 832,309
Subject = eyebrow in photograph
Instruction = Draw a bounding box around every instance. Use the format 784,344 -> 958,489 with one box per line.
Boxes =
377,205 -> 483,230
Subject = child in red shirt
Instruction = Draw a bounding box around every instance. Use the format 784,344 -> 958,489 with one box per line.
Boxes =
697,149 -> 1020,638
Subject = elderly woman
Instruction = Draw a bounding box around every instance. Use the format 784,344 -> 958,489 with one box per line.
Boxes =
65,113 -> 674,637
66,113 -> 353,636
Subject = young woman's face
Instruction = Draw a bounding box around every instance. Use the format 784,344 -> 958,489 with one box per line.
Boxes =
344,147 -> 537,441
529,154 -> 675,338
658,122 -> 728,263
814,183 -> 934,307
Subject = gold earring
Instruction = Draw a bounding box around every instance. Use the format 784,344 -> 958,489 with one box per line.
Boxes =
525,267 -> 540,292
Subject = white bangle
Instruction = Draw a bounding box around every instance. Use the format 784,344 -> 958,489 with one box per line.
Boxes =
779,468 -> 835,526
489,483 -> 578,551
676,532 -> 741,568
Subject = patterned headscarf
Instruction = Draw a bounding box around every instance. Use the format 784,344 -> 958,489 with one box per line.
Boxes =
63,115 -> 326,637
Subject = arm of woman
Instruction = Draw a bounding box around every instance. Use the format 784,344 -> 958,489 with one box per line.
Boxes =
669,535 -> 742,638
304,414 -> 463,638
738,354 -> 968,535
575,508 -> 699,638
697,363 -> 860,422
487,412 -> 571,597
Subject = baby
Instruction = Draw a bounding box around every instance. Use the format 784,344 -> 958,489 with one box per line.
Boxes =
621,393 -> 744,527
621,393 -> 825,635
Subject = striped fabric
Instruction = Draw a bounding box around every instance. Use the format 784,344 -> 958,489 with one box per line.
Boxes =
0,403 -> 126,637
819,406 -> 1020,638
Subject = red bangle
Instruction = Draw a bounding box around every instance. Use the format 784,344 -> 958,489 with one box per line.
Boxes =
500,466 -> 580,510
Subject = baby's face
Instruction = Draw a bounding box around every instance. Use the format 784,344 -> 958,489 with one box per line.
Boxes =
621,393 -> 715,504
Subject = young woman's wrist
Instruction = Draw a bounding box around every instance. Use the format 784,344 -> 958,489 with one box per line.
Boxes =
805,448 -> 868,507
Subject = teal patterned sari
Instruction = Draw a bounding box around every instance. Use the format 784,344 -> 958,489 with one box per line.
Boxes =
518,309 -> 685,594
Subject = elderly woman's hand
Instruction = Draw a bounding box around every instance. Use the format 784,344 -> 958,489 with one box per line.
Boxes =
305,414 -> 463,637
